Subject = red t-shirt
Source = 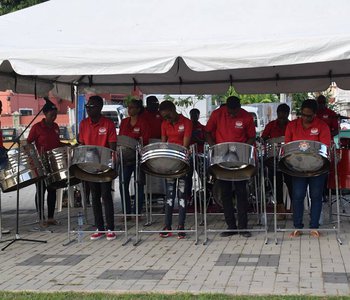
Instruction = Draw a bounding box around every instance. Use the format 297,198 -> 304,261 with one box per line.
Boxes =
141,110 -> 163,139
316,107 -> 338,133
261,119 -> 289,139
191,121 -> 205,153
285,117 -> 331,146
79,116 -> 117,147
27,119 -> 61,154
119,116 -> 150,145
205,107 -> 256,143
161,114 -> 192,146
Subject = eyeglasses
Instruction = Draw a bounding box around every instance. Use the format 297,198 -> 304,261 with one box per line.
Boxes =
85,104 -> 97,109
301,113 -> 314,119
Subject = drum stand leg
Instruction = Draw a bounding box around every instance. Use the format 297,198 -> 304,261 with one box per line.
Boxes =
203,146 -> 208,245
259,152 -> 268,245
1,143 -> 47,251
134,148 -> 141,246
334,149 -> 342,245
119,149 -> 131,246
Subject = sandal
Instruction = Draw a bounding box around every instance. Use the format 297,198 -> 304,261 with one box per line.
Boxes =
289,230 -> 302,238
310,230 -> 320,238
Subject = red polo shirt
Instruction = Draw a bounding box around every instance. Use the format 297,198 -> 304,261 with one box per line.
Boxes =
191,122 -> 205,153
27,118 -> 61,154
161,114 -> 192,146
316,107 -> 338,132
79,116 -> 117,147
205,106 -> 256,143
119,116 -> 150,145
261,119 -> 289,139
285,117 -> 331,146
141,110 -> 163,139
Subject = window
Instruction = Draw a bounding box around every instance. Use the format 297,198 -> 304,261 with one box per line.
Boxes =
19,109 -> 33,116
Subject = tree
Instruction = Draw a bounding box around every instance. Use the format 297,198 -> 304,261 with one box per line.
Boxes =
0,0 -> 47,15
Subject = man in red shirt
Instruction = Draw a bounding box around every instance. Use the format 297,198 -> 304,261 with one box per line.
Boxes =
205,96 -> 256,238
141,96 -> 163,139
261,103 -> 292,218
316,95 -> 338,137
159,100 -> 192,239
118,99 -> 150,216
79,95 -> 117,241
28,102 -> 62,226
285,99 -> 331,238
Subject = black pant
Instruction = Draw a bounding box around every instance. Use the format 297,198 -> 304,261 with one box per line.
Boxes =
267,168 -> 293,204
89,181 -> 114,231
35,181 -> 57,220
216,179 -> 248,229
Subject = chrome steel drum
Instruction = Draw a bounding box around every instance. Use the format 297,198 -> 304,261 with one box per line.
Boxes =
117,135 -> 139,165
140,142 -> 190,178
264,136 -> 285,167
208,142 -> 256,181
44,146 -> 80,189
0,144 -> 45,193
69,146 -> 118,182
278,140 -> 330,177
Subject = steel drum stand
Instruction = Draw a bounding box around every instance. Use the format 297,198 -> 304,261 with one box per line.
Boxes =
1,140 -> 47,251
0,191 -> 11,239
134,144 -> 199,246
203,143 -> 268,245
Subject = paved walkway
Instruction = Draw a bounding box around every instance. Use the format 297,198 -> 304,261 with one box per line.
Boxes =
0,185 -> 350,296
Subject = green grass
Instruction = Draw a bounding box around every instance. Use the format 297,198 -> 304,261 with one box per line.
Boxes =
0,292 -> 350,300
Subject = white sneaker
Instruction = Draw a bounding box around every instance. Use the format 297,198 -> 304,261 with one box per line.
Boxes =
106,230 -> 116,241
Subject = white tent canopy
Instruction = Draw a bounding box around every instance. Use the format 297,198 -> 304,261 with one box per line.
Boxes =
1,0 -> 350,99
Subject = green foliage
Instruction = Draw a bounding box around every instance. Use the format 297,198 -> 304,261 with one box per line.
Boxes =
0,0 -> 47,15
164,94 -> 205,109
212,86 -> 278,106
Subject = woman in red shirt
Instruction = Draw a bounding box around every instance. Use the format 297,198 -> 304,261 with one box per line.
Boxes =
118,99 -> 150,216
285,99 -> 331,238
27,102 -> 62,226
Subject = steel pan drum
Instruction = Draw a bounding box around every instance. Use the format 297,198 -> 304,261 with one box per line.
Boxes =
44,146 -> 81,189
208,142 -> 256,181
0,144 -> 45,192
140,142 -> 190,178
69,146 -> 118,182
278,140 -> 329,177
117,135 -> 138,165
264,136 -> 285,167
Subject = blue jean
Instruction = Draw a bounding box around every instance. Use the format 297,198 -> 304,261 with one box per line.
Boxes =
292,174 -> 327,229
119,165 -> 144,214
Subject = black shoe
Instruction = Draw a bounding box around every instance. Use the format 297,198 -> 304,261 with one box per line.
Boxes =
240,231 -> 252,238
220,229 -> 238,237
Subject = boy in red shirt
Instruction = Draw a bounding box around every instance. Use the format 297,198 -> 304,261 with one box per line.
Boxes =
79,95 -> 117,241
159,100 -> 192,239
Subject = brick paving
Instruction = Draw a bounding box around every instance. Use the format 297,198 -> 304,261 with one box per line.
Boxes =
0,185 -> 349,295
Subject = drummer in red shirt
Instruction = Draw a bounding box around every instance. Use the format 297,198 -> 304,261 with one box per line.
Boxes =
118,99 -> 150,216
205,96 -> 256,238
141,96 -> 163,139
158,100 -> 192,239
316,95 -> 338,137
79,95 -> 117,241
285,99 -> 331,238
27,102 -> 63,226
261,103 -> 292,219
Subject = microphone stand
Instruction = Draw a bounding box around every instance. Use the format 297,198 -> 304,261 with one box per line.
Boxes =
0,102 -> 49,250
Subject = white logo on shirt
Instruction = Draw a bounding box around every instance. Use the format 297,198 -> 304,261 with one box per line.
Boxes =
99,127 -> 107,135
133,127 -> 140,133
323,115 -> 329,119
235,121 -> 243,128
310,128 -> 319,135
178,124 -> 185,132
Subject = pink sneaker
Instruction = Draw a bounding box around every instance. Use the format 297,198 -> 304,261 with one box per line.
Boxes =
106,230 -> 117,241
90,230 -> 104,240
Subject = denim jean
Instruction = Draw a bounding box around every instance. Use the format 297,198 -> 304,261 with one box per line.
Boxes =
291,174 -> 327,229
35,180 -> 57,220
89,181 -> 114,231
268,168 -> 293,204
164,177 -> 187,228
216,179 -> 248,229
119,165 -> 144,214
